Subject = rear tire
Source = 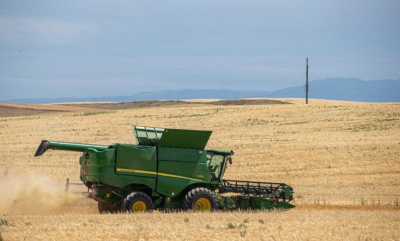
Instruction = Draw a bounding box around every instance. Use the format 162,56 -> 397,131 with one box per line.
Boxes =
122,192 -> 154,213
182,187 -> 218,212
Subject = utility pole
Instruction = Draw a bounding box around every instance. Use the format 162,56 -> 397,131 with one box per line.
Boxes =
306,58 -> 309,104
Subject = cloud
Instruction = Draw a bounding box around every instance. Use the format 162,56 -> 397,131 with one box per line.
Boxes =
0,16 -> 95,45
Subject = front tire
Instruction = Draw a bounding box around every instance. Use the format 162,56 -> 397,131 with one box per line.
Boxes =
122,192 -> 154,213
182,187 -> 218,212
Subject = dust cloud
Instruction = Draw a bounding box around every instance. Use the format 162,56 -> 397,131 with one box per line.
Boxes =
0,170 -> 92,215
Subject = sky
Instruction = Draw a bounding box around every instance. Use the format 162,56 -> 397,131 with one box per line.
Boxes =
0,0 -> 399,100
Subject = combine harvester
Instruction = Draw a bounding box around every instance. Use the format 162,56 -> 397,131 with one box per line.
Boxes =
35,126 -> 294,213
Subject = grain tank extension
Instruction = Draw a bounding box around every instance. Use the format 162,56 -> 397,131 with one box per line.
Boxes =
35,126 -> 295,212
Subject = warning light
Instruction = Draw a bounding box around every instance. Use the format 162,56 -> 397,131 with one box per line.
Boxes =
83,169 -> 86,175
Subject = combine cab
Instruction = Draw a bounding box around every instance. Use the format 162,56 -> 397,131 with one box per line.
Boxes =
35,126 -> 294,212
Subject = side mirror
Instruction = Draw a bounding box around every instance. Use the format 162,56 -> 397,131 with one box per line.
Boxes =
228,156 -> 233,165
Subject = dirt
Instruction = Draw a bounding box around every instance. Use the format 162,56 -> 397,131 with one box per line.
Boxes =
210,99 -> 290,105
0,170 -> 86,215
60,100 -> 192,110
0,99 -> 291,117
0,106 -> 66,118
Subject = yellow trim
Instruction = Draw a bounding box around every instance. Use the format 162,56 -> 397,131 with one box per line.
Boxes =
116,168 -> 202,182
116,168 -> 157,175
158,172 -> 202,182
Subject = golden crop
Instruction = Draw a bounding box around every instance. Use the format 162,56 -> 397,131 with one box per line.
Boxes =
0,99 -> 399,240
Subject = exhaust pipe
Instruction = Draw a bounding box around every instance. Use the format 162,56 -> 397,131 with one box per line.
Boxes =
34,140 -> 50,156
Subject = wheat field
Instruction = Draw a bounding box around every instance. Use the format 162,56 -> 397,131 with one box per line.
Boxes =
0,99 -> 399,240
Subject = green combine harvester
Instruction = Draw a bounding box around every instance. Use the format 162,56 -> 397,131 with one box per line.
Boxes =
35,126 -> 294,212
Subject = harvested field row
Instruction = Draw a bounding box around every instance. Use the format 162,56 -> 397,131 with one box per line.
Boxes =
0,106 -> 65,118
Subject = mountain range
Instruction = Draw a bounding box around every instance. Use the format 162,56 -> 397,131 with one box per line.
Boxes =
3,78 -> 400,104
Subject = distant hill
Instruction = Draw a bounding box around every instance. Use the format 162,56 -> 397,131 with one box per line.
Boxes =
3,78 -> 400,104
307,78 -> 400,102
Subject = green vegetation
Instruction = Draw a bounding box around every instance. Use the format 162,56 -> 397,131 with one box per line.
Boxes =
72,111 -> 116,117
281,121 -> 309,125
0,219 -> 8,226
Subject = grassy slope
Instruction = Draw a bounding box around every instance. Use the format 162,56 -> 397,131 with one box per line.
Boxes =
0,99 -> 399,240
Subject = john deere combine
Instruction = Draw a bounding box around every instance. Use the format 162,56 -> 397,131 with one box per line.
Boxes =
35,126 -> 294,212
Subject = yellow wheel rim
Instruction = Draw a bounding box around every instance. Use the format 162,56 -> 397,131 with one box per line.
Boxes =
195,198 -> 211,212
132,201 -> 146,213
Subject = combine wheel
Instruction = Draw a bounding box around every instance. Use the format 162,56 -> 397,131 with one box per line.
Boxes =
98,202 -> 121,213
182,187 -> 218,212
122,192 -> 154,213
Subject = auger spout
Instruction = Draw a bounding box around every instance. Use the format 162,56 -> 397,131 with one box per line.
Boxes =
34,140 -> 109,156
